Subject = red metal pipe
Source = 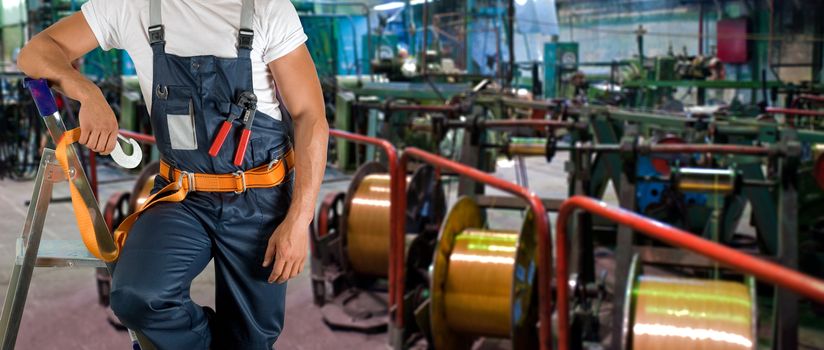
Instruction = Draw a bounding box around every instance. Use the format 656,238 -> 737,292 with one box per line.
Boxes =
397,147 -> 557,350
645,143 -> 777,155
799,94 -> 824,103
355,102 -> 461,114
555,196 -> 824,346
119,129 -> 156,145
482,119 -> 573,129
765,107 -> 824,117
327,129 -> 402,325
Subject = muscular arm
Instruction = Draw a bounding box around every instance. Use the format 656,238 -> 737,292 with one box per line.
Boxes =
263,45 -> 328,283
17,13 -> 119,154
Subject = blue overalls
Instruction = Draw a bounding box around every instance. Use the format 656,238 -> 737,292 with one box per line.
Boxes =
109,0 -> 293,348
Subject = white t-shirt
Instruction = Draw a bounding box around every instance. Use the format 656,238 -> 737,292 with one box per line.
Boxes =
81,0 -> 307,120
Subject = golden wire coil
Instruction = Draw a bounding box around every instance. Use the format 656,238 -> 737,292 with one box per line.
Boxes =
675,168 -> 736,195
347,174 -> 394,276
133,174 -> 157,212
632,276 -> 755,350
431,197 -> 538,349
444,228 -> 519,337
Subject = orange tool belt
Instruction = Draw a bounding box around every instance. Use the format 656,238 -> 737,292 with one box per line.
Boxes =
56,128 -> 295,262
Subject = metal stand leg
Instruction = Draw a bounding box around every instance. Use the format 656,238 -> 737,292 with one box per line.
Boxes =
0,150 -> 58,349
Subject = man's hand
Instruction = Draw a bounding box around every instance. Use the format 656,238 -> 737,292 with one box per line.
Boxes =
77,84 -> 118,155
262,216 -> 309,283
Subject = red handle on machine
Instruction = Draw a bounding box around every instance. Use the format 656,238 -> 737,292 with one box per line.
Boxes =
233,129 -> 251,166
209,121 -> 233,157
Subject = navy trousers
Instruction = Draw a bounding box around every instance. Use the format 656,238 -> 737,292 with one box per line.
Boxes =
111,175 -> 292,349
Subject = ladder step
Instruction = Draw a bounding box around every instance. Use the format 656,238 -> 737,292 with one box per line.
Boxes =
16,238 -> 106,268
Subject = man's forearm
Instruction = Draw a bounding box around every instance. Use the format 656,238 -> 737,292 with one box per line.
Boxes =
284,111 -> 328,225
18,33 -> 98,103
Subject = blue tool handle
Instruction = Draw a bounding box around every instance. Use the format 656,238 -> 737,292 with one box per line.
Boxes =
23,78 -> 58,117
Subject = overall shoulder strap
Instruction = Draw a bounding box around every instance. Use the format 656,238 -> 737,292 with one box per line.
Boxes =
237,0 -> 255,55
237,0 -> 255,50
148,0 -> 165,46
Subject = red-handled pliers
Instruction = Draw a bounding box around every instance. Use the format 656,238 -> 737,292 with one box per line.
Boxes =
208,91 -> 257,166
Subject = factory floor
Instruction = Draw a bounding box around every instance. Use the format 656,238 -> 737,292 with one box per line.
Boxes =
0,153 -> 822,349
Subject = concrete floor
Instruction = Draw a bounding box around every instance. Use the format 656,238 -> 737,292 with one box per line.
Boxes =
1,153 -> 821,349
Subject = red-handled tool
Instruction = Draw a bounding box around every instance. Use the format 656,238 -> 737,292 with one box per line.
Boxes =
233,92 -> 257,166
208,115 -> 239,157
208,91 -> 257,166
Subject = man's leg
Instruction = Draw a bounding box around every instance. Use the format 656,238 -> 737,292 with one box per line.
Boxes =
111,201 -> 213,350
212,187 -> 291,349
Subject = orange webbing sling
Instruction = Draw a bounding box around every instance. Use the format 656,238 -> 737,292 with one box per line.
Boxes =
55,128 -> 120,261
56,127 -> 295,262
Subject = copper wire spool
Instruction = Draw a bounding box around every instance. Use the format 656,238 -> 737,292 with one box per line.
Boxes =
431,197 -> 538,349
346,171 -> 395,276
344,162 -> 445,277
623,255 -> 756,350
129,161 -> 160,212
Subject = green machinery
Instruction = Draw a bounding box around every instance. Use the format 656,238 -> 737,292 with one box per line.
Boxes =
543,42 -> 579,99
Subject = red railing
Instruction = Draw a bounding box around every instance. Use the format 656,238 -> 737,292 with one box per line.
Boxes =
396,148 -> 557,350
327,129 -> 403,326
765,107 -> 824,117
555,196 -> 824,350
481,119 -> 572,129
119,130 -> 157,145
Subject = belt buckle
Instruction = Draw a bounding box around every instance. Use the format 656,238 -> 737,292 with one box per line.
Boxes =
176,171 -> 196,193
267,155 -> 282,170
233,170 -> 247,193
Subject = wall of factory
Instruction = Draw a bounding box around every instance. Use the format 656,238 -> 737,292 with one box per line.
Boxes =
555,0 -> 824,84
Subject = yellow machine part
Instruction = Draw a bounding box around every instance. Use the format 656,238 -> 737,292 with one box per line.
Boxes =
444,228 -> 518,337
346,174 -> 393,277
632,276 -> 755,350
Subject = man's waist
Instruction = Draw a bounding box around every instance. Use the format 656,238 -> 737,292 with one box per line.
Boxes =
159,148 -> 295,193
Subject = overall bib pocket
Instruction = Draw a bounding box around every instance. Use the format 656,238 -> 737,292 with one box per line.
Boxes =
160,86 -> 197,150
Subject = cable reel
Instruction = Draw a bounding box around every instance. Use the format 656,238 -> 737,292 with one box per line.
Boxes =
619,255 -> 757,350
311,161 -> 446,332
429,197 -> 539,349
342,162 -> 446,278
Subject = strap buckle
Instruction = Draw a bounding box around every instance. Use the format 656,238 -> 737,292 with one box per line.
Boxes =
267,155 -> 283,170
238,28 -> 254,50
233,170 -> 247,193
176,171 -> 196,193
148,25 -> 165,44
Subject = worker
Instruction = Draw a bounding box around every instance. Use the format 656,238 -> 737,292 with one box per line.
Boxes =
16,0 -> 328,348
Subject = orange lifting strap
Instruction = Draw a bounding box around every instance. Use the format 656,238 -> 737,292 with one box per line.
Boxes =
56,128 -> 295,262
